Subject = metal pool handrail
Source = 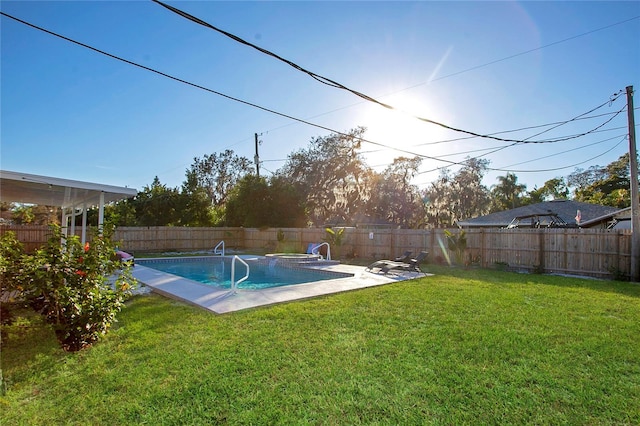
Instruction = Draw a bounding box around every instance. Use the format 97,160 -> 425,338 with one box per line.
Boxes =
231,255 -> 249,294
214,240 -> 225,256
311,242 -> 331,261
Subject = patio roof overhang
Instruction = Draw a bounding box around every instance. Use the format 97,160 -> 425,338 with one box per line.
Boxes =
0,170 -> 137,208
0,170 -> 137,243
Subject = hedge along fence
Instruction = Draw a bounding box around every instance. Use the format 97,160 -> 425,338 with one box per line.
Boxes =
0,225 -> 56,253
1,225 -> 632,280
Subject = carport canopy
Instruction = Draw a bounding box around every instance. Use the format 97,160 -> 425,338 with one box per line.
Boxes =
0,169 -> 137,242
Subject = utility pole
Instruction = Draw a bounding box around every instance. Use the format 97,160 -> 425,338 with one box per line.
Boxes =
254,133 -> 260,178
627,86 -> 639,281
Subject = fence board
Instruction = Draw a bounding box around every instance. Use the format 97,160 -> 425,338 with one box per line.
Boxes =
1,225 -> 632,279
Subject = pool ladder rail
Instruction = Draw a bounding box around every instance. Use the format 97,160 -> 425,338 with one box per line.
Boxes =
230,255 -> 249,294
213,240 -> 225,256
311,242 -> 331,261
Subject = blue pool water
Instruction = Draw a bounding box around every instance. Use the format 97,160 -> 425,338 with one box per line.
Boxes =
138,257 -> 351,290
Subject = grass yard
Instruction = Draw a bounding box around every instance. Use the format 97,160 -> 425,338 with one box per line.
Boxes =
1,266 -> 639,424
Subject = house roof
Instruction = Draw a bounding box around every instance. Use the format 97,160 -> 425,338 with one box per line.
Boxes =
0,170 -> 137,208
579,206 -> 631,228
456,200 -> 622,228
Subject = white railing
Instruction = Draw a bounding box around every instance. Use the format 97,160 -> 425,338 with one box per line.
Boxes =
231,255 -> 249,294
213,240 -> 225,256
311,242 -> 331,261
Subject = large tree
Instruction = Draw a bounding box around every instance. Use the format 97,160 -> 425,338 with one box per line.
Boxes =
185,149 -> 253,208
423,169 -> 454,228
132,176 -> 182,226
225,175 -> 306,228
268,176 -> 307,227
224,175 -> 270,227
522,177 -> 570,205
86,199 -> 136,227
568,154 -> 631,207
451,158 -> 491,222
277,127 -> 369,226
365,156 -> 425,228
180,172 -> 218,226
423,158 -> 491,227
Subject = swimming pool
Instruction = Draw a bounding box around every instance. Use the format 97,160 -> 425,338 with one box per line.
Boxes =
138,257 -> 353,290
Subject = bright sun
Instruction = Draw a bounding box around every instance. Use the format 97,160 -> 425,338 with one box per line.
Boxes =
356,93 -> 451,170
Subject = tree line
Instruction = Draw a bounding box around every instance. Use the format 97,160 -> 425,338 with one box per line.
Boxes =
2,128 -> 633,229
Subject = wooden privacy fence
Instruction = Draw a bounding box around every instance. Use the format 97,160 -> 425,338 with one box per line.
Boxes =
1,225 -> 631,280
0,225 -> 56,253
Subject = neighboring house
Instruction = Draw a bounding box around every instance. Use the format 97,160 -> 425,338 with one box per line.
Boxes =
456,200 -> 623,229
579,207 -> 631,229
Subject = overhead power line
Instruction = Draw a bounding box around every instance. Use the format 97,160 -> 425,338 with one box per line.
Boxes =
414,135 -> 628,187
417,134 -> 628,177
413,109 -> 638,148
153,0 -> 635,144
499,134 -> 628,169
438,126 -> 629,159
0,10 -> 457,164
0,10 -> 629,175
492,136 -> 627,174
465,103 -> 627,160
359,112 -> 633,158
359,101 -> 627,170
416,18 -> 640,86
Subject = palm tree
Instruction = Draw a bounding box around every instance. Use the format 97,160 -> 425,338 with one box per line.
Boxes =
491,173 -> 526,211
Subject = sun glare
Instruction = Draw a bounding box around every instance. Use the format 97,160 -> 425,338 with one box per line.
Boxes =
357,93 -> 451,170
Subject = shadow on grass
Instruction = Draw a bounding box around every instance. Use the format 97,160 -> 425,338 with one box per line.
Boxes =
0,302 -> 66,384
423,264 -> 640,299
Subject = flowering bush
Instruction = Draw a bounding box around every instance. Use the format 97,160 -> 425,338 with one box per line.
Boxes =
1,225 -> 135,351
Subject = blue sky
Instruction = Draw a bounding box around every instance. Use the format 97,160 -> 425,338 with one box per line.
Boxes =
2,1 -> 639,195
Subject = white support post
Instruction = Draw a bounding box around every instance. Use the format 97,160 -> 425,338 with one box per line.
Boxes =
98,191 -> 105,236
61,208 -> 68,245
81,203 -> 88,245
70,205 -> 76,237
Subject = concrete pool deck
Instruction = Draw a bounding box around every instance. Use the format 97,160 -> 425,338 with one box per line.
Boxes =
131,259 -> 430,314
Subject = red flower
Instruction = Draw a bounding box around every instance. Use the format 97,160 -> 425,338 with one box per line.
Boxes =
76,270 -> 87,277
84,242 -> 90,252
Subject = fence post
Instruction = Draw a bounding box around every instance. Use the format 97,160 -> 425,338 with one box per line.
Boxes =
480,229 -> 486,268
562,230 -> 568,272
538,230 -> 545,273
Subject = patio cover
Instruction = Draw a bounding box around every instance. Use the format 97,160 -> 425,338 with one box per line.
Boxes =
0,169 -> 137,242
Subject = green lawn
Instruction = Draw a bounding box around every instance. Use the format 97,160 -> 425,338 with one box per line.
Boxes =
2,266 -> 639,425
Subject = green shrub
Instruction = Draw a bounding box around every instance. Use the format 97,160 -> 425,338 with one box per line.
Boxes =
0,231 -> 27,295
608,265 -> 628,281
4,225 -> 134,352
324,227 -> 345,259
444,229 -> 467,265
